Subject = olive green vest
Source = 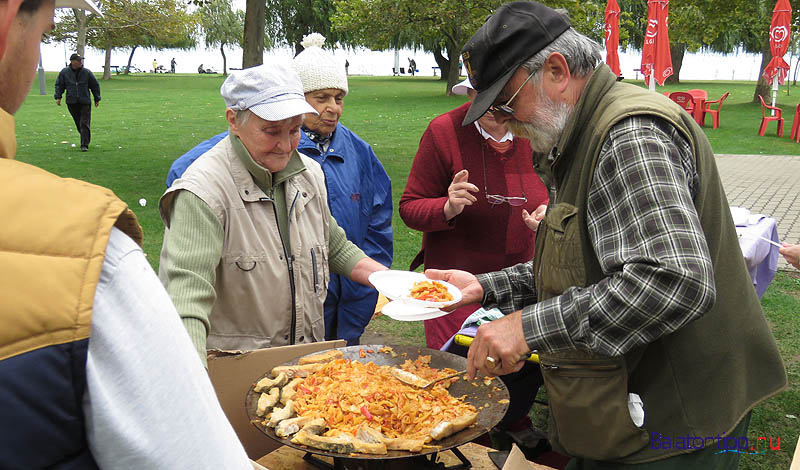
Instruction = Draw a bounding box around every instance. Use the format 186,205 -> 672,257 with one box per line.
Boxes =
533,65 -> 787,463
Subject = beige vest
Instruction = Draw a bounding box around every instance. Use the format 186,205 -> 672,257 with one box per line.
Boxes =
0,156 -> 142,360
160,136 -> 331,351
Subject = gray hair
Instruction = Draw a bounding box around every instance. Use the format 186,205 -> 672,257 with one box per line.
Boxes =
521,21 -> 603,80
235,109 -> 251,126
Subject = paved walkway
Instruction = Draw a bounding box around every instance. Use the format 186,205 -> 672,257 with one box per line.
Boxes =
716,154 -> 800,271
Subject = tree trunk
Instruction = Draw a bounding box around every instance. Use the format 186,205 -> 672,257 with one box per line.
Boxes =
73,9 -> 87,57
444,39 -> 460,96
125,46 -> 137,75
221,45 -> 228,76
103,46 -> 112,80
663,43 -> 685,85
432,45 -> 449,82
754,40 -> 772,103
242,0 -> 266,68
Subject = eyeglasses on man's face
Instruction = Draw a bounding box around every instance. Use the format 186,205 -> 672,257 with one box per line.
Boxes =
487,70 -> 536,119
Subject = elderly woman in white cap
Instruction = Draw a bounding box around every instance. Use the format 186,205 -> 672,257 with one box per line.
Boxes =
398,77 -> 548,450
292,33 -> 393,347
158,62 -> 388,366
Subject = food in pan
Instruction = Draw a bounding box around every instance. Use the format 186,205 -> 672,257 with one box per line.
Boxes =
253,349 -> 478,455
298,349 -> 343,365
256,387 -> 280,417
409,280 -> 454,302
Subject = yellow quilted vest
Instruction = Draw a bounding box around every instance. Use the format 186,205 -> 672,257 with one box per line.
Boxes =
0,110 -> 142,360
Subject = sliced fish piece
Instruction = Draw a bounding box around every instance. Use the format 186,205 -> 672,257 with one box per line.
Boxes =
298,349 -> 343,365
430,412 -> 479,440
254,372 -> 288,392
356,425 -> 385,444
300,418 -> 328,436
280,377 -> 303,405
275,416 -> 311,438
352,438 -> 387,455
256,387 -> 280,417
384,437 -> 425,452
271,363 -> 323,378
291,430 -> 355,454
266,400 -> 295,427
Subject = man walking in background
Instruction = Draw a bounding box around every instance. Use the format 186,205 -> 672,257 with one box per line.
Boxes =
54,53 -> 100,152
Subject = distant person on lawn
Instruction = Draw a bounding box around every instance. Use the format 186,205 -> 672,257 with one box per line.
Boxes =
158,62 -> 388,365
54,52 -> 100,152
0,0 -> 254,468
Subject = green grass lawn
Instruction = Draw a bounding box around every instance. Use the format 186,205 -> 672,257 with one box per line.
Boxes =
15,72 -> 800,468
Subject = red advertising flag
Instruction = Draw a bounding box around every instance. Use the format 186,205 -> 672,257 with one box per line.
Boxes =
605,0 -> 621,76
640,0 -> 673,86
763,0 -> 792,85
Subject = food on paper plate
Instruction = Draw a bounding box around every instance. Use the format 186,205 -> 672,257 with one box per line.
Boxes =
254,351 -> 478,455
409,280 -> 454,302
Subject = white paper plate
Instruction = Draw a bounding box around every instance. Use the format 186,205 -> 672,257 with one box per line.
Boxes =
368,270 -> 462,308
381,300 -> 449,321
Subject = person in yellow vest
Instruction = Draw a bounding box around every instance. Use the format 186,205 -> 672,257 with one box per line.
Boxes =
428,2 -> 787,469
0,0 -> 254,467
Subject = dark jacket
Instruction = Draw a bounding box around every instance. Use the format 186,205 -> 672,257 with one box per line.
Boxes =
54,66 -> 101,105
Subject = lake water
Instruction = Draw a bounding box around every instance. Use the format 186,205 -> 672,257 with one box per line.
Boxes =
39,42 -> 778,84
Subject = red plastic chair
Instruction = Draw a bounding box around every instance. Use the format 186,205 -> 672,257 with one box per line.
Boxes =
668,92 -> 695,113
758,95 -> 784,137
702,92 -> 729,129
791,104 -> 800,142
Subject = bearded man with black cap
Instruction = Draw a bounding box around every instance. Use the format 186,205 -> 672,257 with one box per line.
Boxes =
427,2 -> 787,468
55,51 -> 101,151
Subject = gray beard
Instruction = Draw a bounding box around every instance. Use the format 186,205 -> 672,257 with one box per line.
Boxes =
507,92 -> 571,154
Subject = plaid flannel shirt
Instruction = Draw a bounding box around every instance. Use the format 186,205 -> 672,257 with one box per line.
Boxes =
477,116 -> 716,357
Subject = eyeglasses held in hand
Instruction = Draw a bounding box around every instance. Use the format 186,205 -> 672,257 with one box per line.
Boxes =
481,145 -> 527,206
487,70 -> 536,119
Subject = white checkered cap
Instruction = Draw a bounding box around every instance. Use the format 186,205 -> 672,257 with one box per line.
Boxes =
220,63 -> 317,121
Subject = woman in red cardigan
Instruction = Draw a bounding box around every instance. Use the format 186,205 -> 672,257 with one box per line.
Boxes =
399,78 -> 549,449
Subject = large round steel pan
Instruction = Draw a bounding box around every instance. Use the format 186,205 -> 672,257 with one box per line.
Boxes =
245,344 -> 509,460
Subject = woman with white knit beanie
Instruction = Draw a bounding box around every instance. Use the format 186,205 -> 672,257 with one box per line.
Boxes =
292,33 -> 394,347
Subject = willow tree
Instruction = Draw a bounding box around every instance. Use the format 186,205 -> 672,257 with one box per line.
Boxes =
199,0 -> 244,75
332,0 -> 499,95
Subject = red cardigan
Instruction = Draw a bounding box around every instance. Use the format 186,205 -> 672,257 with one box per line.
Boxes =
399,102 -> 549,349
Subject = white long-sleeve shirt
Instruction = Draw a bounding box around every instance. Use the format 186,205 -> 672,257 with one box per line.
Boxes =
83,227 -> 252,469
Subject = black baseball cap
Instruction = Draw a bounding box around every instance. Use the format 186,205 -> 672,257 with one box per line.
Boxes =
70,53 -> 83,61
461,1 -> 570,125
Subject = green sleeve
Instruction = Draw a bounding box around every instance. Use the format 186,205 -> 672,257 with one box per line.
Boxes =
162,190 -> 224,366
327,213 -> 366,276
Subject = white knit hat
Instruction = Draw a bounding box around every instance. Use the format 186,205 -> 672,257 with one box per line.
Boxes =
292,33 -> 348,95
